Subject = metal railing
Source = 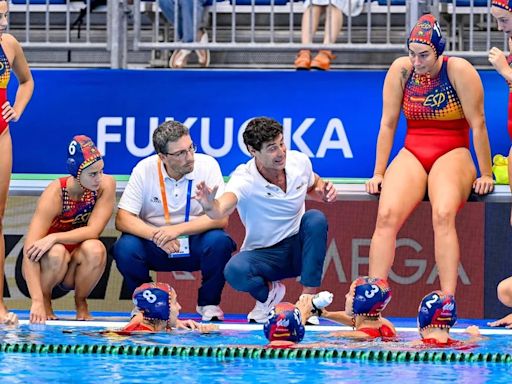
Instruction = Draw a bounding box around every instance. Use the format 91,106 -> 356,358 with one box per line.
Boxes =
132,0 -> 412,54
7,0 -> 511,68
10,1 -> 109,46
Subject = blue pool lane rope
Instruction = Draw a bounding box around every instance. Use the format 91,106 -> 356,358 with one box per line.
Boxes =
0,343 -> 511,363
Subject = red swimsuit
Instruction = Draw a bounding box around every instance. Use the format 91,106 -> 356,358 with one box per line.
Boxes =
0,43 -> 10,135
358,324 -> 396,341
112,322 -> 155,335
421,337 -> 474,350
402,57 -> 469,173
47,177 -> 97,252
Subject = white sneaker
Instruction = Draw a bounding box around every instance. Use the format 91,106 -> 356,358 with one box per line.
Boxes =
247,281 -> 286,324
196,305 -> 224,321
306,315 -> 320,325
169,49 -> 191,68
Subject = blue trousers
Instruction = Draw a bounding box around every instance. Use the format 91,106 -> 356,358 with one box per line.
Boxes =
158,0 -> 208,42
112,229 -> 236,306
224,209 -> 328,303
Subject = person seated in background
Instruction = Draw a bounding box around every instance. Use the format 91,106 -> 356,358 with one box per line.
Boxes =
120,282 -> 218,334
23,136 -> 116,324
316,276 -> 396,340
195,117 -> 336,325
294,0 -> 343,70
414,291 -> 484,348
158,0 -> 210,68
112,120 -> 236,322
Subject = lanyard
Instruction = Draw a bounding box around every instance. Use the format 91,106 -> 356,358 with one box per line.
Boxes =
157,158 -> 192,225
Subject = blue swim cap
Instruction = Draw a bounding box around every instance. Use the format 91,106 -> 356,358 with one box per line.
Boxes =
418,291 -> 457,331
132,282 -> 174,321
351,277 -> 392,317
264,302 -> 305,343
67,135 -> 102,179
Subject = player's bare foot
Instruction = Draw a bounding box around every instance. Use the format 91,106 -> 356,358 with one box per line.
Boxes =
44,298 -> 58,320
76,300 -> 93,321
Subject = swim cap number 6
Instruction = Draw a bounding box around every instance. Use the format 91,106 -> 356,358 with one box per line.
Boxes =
68,140 -> 77,156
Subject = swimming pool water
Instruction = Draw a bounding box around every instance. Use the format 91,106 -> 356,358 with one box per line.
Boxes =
1,324 -> 512,383
1,353 -> 512,384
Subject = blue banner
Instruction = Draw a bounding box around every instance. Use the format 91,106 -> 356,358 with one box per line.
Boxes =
9,69 -> 510,177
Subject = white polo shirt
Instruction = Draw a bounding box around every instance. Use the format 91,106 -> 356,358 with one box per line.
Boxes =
225,150 -> 315,251
119,153 -> 225,227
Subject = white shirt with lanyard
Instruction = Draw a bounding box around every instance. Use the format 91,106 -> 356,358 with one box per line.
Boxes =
158,157 -> 192,258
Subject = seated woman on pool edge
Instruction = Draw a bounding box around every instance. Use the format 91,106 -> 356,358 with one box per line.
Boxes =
365,14 -> 493,328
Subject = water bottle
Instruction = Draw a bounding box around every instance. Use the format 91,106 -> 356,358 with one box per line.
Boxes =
312,291 -> 333,310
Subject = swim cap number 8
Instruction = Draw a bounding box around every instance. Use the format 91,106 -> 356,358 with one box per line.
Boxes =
142,290 -> 157,304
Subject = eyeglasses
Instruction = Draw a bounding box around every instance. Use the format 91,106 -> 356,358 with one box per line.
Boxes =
163,143 -> 197,160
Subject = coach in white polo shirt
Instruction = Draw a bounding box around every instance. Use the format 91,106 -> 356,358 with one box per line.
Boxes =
196,117 -> 336,324
112,121 -> 236,322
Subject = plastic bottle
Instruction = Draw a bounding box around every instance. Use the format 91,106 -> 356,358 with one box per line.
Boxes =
312,291 -> 333,310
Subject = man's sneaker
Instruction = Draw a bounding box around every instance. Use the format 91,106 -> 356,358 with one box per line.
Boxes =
247,281 -> 286,324
306,315 -> 320,325
196,305 -> 224,322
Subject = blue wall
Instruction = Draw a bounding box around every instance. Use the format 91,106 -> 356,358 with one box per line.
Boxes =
9,69 -> 510,177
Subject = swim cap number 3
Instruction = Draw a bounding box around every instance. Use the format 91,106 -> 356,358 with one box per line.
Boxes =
365,285 -> 379,299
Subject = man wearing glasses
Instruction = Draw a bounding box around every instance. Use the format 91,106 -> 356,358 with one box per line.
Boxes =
112,121 -> 236,322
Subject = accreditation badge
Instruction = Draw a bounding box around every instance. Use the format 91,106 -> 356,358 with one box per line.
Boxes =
169,235 -> 190,258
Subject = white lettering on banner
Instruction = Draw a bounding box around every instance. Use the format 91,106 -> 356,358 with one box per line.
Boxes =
426,265 -> 471,285
289,118 -> 314,156
352,238 -> 370,280
201,117 -> 234,157
5,235 -> 26,299
126,117 -> 159,157
350,237 -> 470,285
388,238 -> 426,285
172,271 -> 196,280
97,117 -> 354,159
323,239 -> 347,282
97,117 -> 122,155
317,119 -> 353,158
237,118 -> 254,157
